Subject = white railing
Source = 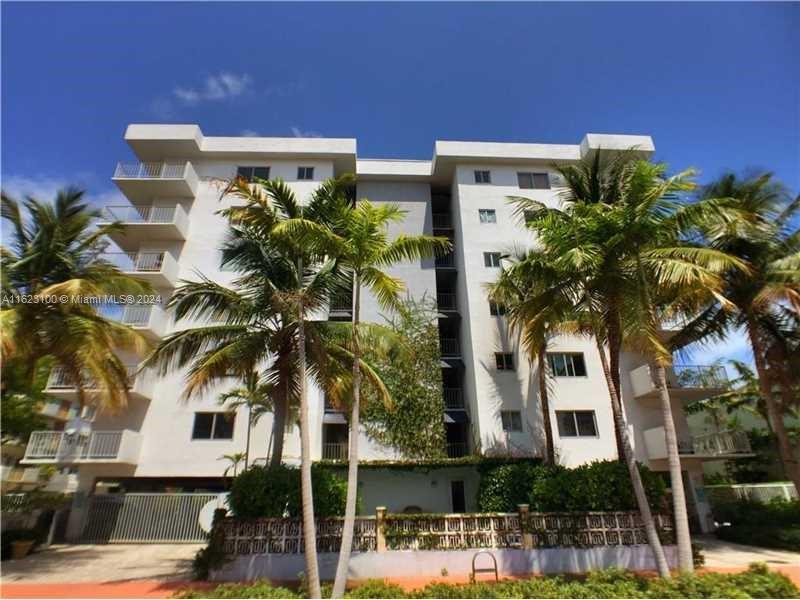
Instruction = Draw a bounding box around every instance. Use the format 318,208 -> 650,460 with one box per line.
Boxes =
97,303 -> 153,327
706,482 -> 798,504
103,251 -> 166,272
24,430 -> 125,461
673,365 -> 728,388
46,365 -> 137,390
114,161 -> 188,179
692,430 -> 752,456
322,442 -> 348,461
102,205 -> 178,223
443,388 -> 464,409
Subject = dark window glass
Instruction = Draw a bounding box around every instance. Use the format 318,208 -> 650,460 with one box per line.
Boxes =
556,410 -> 597,437
478,209 -> 496,223
253,167 -> 270,180
213,413 -> 235,439
495,353 -> 514,371
518,172 -> 550,189
484,252 -> 502,268
451,480 -> 466,513
236,166 -> 270,182
474,170 -> 491,184
501,411 -> 523,431
575,411 -> 598,436
489,301 -> 506,316
547,353 -> 587,377
297,166 -> 314,180
556,411 -> 578,437
192,413 -> 214,439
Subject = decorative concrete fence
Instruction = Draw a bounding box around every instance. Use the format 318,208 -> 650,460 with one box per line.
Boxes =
219,506 -> 673,556
214,507 -> 676,581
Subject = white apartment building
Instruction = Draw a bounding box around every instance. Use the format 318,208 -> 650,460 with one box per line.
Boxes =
20,125 -> 753,539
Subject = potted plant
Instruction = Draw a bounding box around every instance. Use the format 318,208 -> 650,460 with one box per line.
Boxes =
8,530 -> 37,560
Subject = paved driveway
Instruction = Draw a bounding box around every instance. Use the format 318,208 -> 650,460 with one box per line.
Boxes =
1,544 -> 203,584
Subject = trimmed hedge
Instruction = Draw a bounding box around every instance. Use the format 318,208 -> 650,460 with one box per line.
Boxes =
714,498 -> 800,552
176,563 -> 799,598
477,459 -> 666,513
228,465 -> 349,518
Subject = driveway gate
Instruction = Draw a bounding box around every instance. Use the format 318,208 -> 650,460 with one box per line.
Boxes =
80,492 -> 220,543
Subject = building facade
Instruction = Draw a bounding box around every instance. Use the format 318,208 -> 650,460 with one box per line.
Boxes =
20,125 -> 752,537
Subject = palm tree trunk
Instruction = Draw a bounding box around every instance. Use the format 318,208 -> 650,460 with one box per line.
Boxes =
269,390 -> 287,468
537,343 -> 555,465
652,364 -> 694,572
297,259 -> 322,599
332,279 -> 361,599
746,321 -> 800,493
606,298 -> 626,462
244,407 -> 252,470
594,335 -> 671,577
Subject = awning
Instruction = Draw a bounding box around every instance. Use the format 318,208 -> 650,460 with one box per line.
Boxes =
323,412 -> 347,425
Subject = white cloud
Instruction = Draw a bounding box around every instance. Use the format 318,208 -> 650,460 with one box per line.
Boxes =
1,174 -> 125,211
680,327 -> 754,377
290,126 -> 322,138
174,72 -> 253,105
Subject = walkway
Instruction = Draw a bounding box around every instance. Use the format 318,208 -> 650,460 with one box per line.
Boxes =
695,535 -> 800,585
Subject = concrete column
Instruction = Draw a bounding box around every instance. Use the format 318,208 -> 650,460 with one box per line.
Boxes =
376,506 -> 387,553
517,504 -> 532,550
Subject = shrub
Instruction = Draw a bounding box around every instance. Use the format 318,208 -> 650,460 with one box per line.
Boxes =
713,498 -> 800,552
476,460 -> 545,511
228,465 -> 349,518
344,579 -> 406,599
176,580 -> 300,599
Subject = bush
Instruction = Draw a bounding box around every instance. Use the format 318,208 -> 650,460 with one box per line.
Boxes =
714,498 -> 800,552
228,465 -> 349,518
177,564 -> 799,599
476,460 -> 545,511
1,528 -> 42,561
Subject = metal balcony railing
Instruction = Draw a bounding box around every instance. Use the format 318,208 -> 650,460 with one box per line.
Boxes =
25,430 -> 124,460
114,161 -> 188,180
322,442 -> 348,461
46,366 -> 136,390
692,430 -> 752,456
446,442 -> 468,458
440,338 -> 460,357
102,205 -> 178,223
433,214 -> 452,229
443,388 -> 464,409
435,253 -> 455,268
97,304 -> 153,327
329,295 -> 353,313
673,365 -> 728,388
437,293 -> 457,311
103,251 -> 166,272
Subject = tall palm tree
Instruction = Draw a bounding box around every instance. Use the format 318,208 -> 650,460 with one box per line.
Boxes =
1,188 -> 151,413
279,200 -> 450,599
218,371 -> 275,469
675,173 -> 800,492
687,360 -> 764,432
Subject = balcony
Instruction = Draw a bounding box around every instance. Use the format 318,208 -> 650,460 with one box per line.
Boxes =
446,442 -> 468,458
97,303 -> 168,340
440,338 -> 460,357
103,251 -> 179,288
113,161 -> 199,201
39,400 -> 79,421
432,213 -> 453,230
435,252 -> 456,269
643,427 -> 753,461
45,365 -> 152,402
99,204 -> 189,249
630,364 -> 728,401
437,292 -> 457,312
328,294 -> 353,320
443,388 -> 464,410
322,442 -> 348,461
0,466 -> 41,489
22,430 -> 142,465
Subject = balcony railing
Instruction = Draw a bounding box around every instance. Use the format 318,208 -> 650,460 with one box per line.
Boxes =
437,293 -> 457,311
322,442 -> 348,461
443,388 -> 464,409
97,303 -> 154,327
440,338 -> 460,357
435,253 -> 455,268
673,365 -> 728,388
114,161 -> 188,180
446,442 -> 468,458
103,251 -> 167,272
24,430 -> 127,461
103,205 -> 179,223
46,366 -> 136,390
329,295 -> 353,313
433,214 -> 452,229
692,430 -> 752,456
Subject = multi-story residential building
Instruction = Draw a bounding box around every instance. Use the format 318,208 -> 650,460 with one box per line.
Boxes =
21,125 -> 753,539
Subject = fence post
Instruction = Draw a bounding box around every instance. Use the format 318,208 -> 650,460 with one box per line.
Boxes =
517,504 -> 532,550
376,506 -> 387,553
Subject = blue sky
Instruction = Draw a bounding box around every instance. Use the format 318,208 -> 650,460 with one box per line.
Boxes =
2,1 -> 798,368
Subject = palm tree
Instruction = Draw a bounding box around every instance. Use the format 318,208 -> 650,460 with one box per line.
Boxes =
687,360 -> 763,432
1,188 -> 151,413
218,371 -> 275,469
279,200 -> 451,598
219,451 -> 246,478
675,172 -> 800,492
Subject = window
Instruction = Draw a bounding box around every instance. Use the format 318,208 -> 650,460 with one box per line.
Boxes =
483,252 -> 502,268
501,410 -> 523,432
474,170 -> 491,184
478,209 -> 497,224
556,410 -> 598,437
192,412 -> 235,440
297,166 -> 314,180
236,166 -> 270,182
489,301 -> 506,316
495,352 -> 514,371
450,480 -> 466,513
517,172 -> 550,190
547,352 -> 587,377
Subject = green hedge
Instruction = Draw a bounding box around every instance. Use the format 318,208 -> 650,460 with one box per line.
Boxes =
477,459 -> 666,513
177,564 -> 798,598
714,498 -> 800,552
228,465 -> 349,518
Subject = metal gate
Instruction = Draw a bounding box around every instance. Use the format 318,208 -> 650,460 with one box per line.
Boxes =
80,493 -> 220,543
